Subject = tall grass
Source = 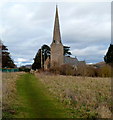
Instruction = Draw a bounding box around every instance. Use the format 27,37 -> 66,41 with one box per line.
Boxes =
36,73 -> 112,118
0,72 -> 2,118
2,72 -> 22,117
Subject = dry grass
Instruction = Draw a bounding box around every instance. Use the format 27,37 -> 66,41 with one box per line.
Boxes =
36,73 -> 112,118
1,72 -> 112,118
0,72 -> 2,118
2,72 -> 23,117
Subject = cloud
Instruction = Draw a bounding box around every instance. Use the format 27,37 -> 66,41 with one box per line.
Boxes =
14,57 -> 33,67
72,46 -> 107,56
1,2 -> 111,66
15,58 -> 28,62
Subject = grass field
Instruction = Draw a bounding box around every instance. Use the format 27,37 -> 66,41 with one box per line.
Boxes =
36,72 -> 112,118
2,72 -> 112,118
2,73 -> 70,118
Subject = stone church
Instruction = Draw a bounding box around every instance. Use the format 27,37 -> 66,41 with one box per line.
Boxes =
44,6 -> 85,69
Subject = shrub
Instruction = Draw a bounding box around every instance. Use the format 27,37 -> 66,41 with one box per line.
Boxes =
49,62 -> 60,74
76,64 -> 87,77
98,65 -> 111,77
49,63 -> 111,77
60,64 -> 75,75
85,66 -> 97,77
76,64 -> 111,77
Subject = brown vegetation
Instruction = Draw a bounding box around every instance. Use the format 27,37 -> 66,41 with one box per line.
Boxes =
2,71 -> 112,118
49,63 -> 111,77
36,73 -> 112,118
2,72 -> 22,117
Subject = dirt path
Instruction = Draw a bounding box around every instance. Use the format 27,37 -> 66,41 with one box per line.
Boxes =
16,73 -> 69,118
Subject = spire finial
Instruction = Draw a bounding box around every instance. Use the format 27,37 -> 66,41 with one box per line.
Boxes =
55,4 -> 58,18
56,4 -> 58,8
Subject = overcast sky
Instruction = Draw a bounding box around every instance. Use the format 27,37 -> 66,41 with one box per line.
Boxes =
0,1 -> 111,66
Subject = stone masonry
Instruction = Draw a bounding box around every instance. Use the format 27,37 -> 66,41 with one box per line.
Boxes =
50,6 -> 64,67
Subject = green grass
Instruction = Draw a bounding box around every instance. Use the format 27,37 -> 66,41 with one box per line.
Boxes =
15,73 -> 70,118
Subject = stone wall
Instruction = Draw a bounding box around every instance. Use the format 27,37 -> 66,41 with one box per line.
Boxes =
51,43 -> 64,67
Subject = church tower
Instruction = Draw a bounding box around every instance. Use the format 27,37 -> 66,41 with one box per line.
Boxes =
50,6 -> 64,67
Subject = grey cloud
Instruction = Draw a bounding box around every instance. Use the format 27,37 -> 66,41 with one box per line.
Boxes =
1,2 -> 111,65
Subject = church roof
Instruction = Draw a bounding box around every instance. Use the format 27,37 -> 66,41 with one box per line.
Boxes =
64,56 -> 79,66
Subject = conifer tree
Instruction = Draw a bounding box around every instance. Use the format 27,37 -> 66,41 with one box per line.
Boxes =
63,46 -> 72,56
32,44 -> 50,70
104,44 -> 113,64
0,41 -> 16,68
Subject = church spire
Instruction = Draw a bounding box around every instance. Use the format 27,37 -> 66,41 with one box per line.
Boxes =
52,5 -> 62,44
50,5 -> 64,67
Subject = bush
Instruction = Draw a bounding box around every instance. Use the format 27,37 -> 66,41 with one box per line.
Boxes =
76,64 -> 111,77
60,64 -> 75,75
85,66 -> 97,77
98,65 -> 111,77
76,64 -> 86,76
49,64 -> 75,76
49,63 -> 111,77
49,62 -> 60,74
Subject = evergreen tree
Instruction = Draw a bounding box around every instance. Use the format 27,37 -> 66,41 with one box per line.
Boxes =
32,44 -> 50,70
32,49 -> 41,70
104,44 -> 113,64
0,41 -> 16,68
63,46 -> 72,56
